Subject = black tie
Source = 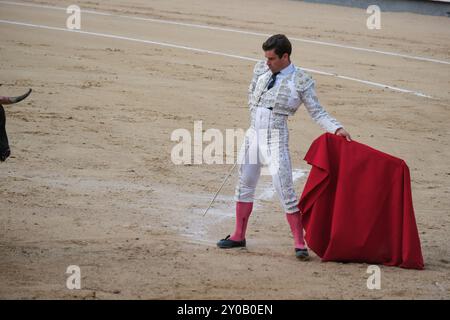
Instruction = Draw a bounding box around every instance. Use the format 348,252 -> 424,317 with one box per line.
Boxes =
267,72 -> 280,90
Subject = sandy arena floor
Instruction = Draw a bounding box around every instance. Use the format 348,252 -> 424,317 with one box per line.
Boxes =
0,0 -> 449,299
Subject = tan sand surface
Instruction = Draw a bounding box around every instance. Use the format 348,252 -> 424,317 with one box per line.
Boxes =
0,0 -> 449,299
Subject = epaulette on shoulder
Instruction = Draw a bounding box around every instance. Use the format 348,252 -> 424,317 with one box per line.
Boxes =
294,67 -> 314,91
253,60 -> 269,76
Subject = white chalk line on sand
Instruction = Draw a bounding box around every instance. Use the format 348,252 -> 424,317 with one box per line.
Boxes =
256,168 -> 308,201
0,19 -> 433,99
1,0 -> 449,66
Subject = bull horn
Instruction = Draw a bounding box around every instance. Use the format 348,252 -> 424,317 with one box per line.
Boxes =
0,88 -> 32,105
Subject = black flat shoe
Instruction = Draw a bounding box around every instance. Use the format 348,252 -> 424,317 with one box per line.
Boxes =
295,248 -> 310,261
217,235 -> 246,249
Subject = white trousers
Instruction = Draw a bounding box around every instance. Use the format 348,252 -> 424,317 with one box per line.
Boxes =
234,107 -> 299,213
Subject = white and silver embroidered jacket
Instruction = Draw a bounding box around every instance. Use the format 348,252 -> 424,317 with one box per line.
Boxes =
248,60 -> 342,133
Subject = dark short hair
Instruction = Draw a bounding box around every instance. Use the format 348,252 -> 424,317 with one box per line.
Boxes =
262,34 -> 292,58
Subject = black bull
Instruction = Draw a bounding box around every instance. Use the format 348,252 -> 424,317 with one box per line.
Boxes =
0,89 -> 32,161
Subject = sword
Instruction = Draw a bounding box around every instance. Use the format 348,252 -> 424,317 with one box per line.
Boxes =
202,161 -> 238,216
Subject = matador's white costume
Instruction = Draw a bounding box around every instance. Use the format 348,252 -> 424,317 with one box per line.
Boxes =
218,60 -> 344,258
234,61 -> 342,213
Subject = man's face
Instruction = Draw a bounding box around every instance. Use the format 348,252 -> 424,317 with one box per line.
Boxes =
264,49 -> 289,73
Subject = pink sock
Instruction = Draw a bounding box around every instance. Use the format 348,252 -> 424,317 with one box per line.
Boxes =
230,201 -> 253,241
286,211 -> 306,249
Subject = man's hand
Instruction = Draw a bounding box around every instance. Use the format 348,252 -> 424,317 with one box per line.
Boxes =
335,127 -> 352,142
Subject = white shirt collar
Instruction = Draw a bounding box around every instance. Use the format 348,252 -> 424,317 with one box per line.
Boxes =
279,63 -> 295,76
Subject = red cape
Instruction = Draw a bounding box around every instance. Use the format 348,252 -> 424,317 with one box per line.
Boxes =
298,133 -> 424,269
